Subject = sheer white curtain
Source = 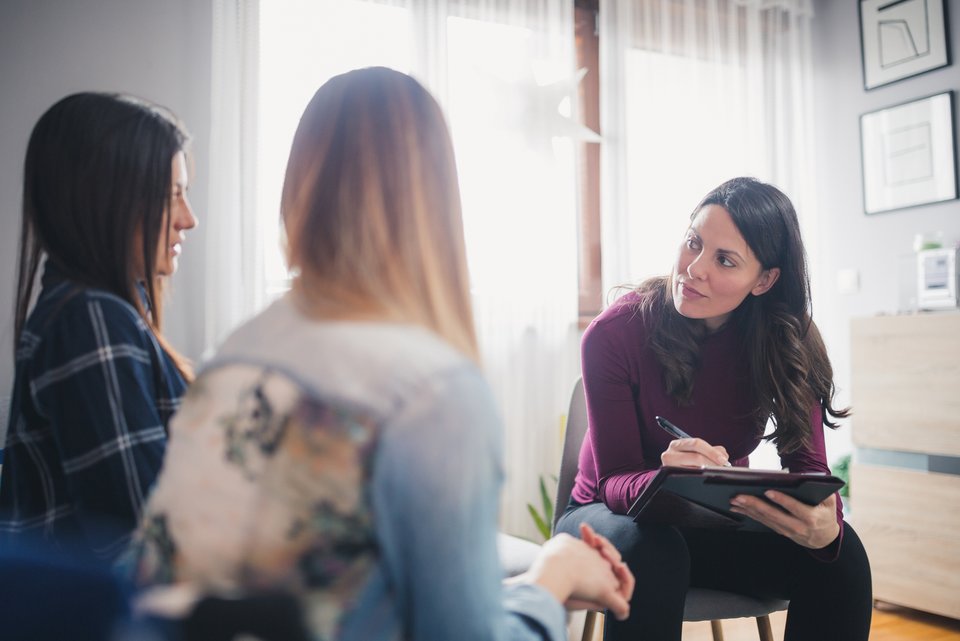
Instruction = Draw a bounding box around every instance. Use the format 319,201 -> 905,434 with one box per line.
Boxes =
207,0 -> 580,538
599,0 -> 817,295
599,0 -> 816,468
437,3 -> 582,539
205,0 -> 263,359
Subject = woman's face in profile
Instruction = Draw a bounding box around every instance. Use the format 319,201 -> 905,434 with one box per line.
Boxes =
671,204 -> 779,330
155,151 -> 198,277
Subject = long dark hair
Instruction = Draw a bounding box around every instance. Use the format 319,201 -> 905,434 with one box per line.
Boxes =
638,177 -> 848,454
16,92 -> 192,378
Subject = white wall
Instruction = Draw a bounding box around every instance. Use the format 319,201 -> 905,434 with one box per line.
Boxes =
810,0 -> 960,463
0,0 -> 214,434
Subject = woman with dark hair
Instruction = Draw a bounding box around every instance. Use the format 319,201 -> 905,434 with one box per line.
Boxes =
0,92 -> 197,561
556,177 -> 872,640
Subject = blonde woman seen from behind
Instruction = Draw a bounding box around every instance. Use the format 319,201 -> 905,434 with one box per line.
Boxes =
125,67 -> 633,641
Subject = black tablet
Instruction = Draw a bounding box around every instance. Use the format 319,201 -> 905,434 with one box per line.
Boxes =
627,466 -> 845,532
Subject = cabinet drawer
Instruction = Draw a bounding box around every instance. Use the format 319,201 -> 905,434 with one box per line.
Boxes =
851,314 -> 960,456
851,463 -> 960,619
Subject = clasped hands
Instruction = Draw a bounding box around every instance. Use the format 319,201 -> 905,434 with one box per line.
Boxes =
514,523 -> 635,620
661,437 -> 840,550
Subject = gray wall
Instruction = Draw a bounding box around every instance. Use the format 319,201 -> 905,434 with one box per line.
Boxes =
0,0 -> 213,431
810,0 -> 960,461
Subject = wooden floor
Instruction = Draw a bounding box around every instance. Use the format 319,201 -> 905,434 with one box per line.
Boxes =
571,602 -> 960,640
681,603 -> 960,641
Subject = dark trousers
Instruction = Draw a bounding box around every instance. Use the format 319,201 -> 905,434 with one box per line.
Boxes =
556,501 -> 872,641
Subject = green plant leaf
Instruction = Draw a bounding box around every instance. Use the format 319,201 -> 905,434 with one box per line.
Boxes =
527,503 -> 551,542
539,476 -> 554,528
832,453 -> 851,498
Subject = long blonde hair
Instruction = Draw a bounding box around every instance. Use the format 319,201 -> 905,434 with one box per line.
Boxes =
281,67 -> 479,363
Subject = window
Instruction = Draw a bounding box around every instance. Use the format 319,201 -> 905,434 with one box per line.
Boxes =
258,0 -> 413,299
621,47 -> 764,283
255,2 -> 581,538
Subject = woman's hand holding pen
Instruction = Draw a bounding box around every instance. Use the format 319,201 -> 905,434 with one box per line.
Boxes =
729,491 -> 841,549
655,416 -> 730,468
660,437 -> 730,468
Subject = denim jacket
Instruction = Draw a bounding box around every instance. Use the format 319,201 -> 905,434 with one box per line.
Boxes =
125,295 -> 565,640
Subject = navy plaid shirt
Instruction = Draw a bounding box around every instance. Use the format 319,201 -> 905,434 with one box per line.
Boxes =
0,266 -> 186,561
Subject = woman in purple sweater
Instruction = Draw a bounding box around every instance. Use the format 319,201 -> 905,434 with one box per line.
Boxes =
556,177 -> 871,641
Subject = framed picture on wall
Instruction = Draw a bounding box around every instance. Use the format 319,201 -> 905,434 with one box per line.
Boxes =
860,91 -> 957,214
859,0 -> 950,90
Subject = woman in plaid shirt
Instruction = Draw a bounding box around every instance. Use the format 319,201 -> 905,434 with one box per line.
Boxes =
0,93 -> 197,562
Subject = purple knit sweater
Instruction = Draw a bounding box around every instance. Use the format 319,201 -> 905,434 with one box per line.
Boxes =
570,290 -> 843,555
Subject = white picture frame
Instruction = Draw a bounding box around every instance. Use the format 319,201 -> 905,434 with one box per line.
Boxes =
859,0 -> 950,90
860,91 -> 957,215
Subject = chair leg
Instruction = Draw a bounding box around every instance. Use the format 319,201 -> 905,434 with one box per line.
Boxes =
581,610 -> 598,641
710,619 -> 724,641
756,614 -> 774,641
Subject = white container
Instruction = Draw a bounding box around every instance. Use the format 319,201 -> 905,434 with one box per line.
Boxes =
917,247 -> 959,310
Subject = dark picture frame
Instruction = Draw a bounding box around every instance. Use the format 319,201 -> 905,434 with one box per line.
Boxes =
860,91 -> 957,214
859,0 -> 951,90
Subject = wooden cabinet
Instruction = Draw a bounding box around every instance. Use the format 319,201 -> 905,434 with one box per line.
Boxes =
851,313 -> 960,620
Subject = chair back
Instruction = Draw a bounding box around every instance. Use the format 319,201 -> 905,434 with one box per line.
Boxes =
552,378 -> 587,533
